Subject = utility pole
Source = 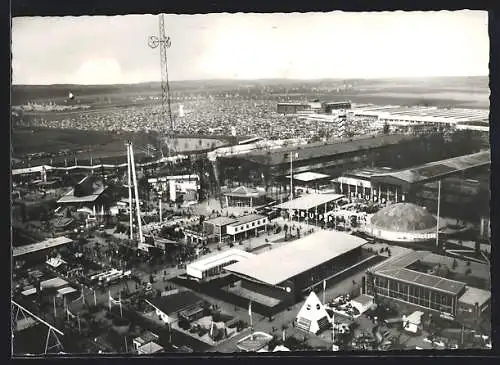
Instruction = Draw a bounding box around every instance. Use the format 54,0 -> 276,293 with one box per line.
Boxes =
436,180 -> 441,248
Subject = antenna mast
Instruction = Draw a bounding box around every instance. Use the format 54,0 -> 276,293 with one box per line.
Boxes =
148,14 -> 174,158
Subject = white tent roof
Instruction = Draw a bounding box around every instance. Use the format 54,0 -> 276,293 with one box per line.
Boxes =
286,171 -> 330,182
404,311 -> 424,325
296,291 -> 331,334
275,194 -> 344,211
57,286 -> 77,296
273,345 -> 291,352
40,277 -> 69,289
46,257 -> 66,268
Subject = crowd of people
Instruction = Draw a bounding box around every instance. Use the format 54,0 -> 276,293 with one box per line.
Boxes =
14,96 -> 384,142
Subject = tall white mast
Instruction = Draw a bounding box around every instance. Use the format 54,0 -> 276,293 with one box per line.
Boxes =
127,143 -> 134,241
159,193 -> 163,223
290,152 -> 293,200
436,180 -> 441,248
129,143 -> 144,245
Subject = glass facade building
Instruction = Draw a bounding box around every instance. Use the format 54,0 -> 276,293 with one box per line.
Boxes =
366,273 -> 458,315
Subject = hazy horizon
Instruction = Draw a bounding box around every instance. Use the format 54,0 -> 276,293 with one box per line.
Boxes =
12,11 -> 489,85
12,75 -> 489,88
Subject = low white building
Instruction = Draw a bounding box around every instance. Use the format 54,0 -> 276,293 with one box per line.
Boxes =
186,248 -> 256,281
226,214 -> 268,242
133,331 -> 159,352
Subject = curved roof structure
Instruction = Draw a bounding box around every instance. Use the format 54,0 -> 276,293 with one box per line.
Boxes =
370,203 -> 437,233
370,150 -> 490,188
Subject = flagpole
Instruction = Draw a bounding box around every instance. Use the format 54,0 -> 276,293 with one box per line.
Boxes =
289,153 -> 292,223
119,293 -> 123,317
249,301 -> 253,340
53,296 -> 57,319
323,280 -> 326,305
332,314 -> 337,351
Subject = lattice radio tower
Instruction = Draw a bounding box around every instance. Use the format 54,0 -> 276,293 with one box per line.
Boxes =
148,14 -> 175,158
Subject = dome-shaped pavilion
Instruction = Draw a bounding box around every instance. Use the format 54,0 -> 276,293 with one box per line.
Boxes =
366,203 -> 438,243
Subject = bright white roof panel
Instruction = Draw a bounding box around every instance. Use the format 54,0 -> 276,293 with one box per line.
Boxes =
13,236 -> 73,257
276,194 -> 344,211
40,277 -> 69,289
286,171 -> 330,182
21,288 -> 37,296
57,287 -> 77,295
188,248 -> 256,272
225,230 -> 366,285
458,286 -> 491,307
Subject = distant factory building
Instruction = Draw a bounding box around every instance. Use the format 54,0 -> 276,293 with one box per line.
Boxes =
323,101 -> 352,114
353,104 -> 489,131
277,102 -> 320,115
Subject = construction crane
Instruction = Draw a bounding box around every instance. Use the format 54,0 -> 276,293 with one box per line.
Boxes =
148,14 -> 175,159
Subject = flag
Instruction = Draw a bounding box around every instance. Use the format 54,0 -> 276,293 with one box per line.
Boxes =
295,152 -> 299,159
323,279 -> 326,292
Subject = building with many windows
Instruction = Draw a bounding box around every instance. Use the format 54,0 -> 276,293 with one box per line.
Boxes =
226,214 -> 268,242
364,251 -> 491,327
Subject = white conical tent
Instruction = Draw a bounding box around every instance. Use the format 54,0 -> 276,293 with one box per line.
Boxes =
296,291 -> 331,334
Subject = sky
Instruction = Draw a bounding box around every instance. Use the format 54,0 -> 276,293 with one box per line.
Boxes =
12,11 -> 489,85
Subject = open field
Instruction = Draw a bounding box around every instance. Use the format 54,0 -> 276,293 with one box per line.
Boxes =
11,127 -> 228,164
